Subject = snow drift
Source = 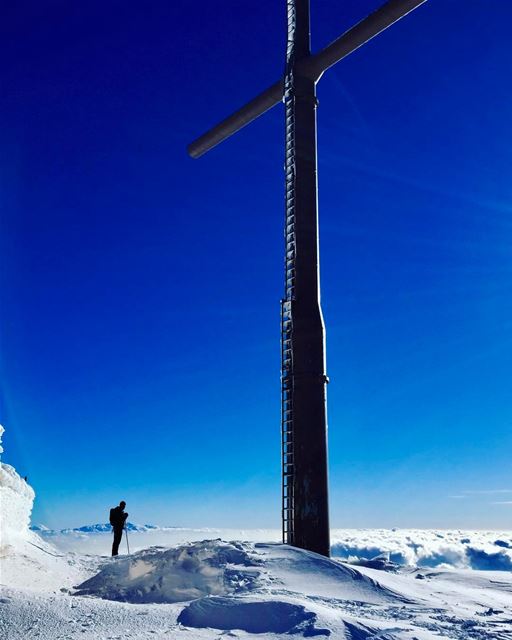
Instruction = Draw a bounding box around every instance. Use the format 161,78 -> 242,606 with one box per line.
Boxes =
73,541 -> 409,635
69,539 -> 512,638
75,539 -> 261,603
74,539 -> 406,606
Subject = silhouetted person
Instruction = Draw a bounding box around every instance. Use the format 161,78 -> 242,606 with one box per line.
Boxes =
109,501 -> 128,556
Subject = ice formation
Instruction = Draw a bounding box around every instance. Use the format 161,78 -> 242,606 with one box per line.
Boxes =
0,425 -> 82,590
0,425 -> 36,548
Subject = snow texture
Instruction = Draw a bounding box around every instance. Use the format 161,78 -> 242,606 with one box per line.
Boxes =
0,425 -> 35,548
2,426 -> 512,639
4,535 -> 512,639
3,529 -> 512,640
75,540 -> 261,603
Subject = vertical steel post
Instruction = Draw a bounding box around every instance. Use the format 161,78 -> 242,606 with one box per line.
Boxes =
189,0 -> 427,560
282,0 -> 330,557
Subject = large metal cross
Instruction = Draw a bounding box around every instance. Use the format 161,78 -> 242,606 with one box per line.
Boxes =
189,0 -> 427,557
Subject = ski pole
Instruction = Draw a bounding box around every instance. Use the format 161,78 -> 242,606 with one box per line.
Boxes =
124,525 -> 130,555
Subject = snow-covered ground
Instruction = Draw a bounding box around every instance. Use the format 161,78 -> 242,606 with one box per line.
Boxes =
2,427 -> 512,639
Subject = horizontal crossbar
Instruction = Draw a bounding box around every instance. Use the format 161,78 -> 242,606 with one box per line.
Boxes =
188,0 -> 427,158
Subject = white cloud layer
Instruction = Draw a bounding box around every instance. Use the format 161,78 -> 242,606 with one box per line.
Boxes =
330,528 -> 512,571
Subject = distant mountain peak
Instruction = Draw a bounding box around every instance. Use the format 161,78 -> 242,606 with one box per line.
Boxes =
30,522 -> 159,534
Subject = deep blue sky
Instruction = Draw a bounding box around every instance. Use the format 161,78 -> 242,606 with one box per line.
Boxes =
1,1 -> 511,529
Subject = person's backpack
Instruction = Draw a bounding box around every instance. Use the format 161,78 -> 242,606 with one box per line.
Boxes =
109,508 -> 116,526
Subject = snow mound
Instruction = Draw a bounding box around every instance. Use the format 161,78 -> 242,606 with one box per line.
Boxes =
177,597 -> 329,635
74,539 -> 261,603
76,539 -> 410,608
254,543 -> 409,604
